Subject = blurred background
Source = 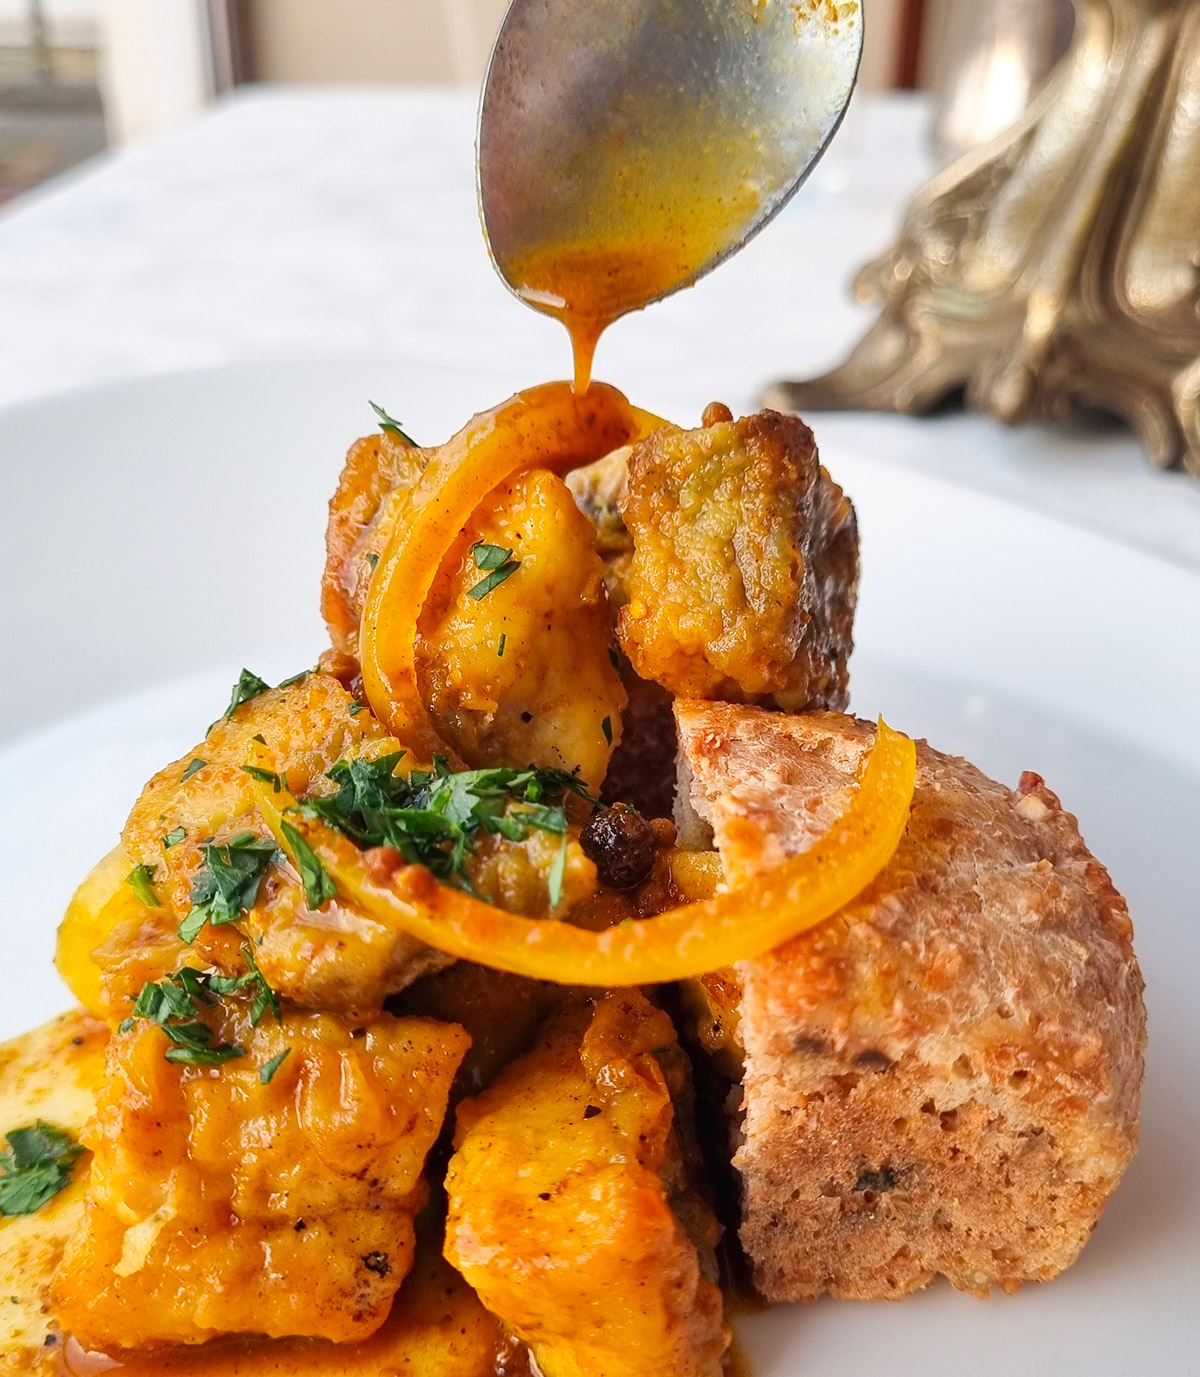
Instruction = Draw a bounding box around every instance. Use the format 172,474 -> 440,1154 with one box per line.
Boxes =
0,0 -> 1075,203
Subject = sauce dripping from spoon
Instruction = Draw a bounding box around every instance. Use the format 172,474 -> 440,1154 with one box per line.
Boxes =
501,173 -> 762,392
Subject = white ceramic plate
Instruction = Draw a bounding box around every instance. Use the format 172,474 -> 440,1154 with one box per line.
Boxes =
0,363 -> 1197,1376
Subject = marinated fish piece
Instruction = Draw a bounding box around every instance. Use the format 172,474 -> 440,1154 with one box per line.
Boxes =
53,1006 -> 468,1349
617,407 -> 857,711
85,674 -> 596,1017
324,427 -> 626,793
56,1245 -> 532,1377
416,466 -> 625,793
0,1010 -> 106,1376
111,674 -> 452,1012
674,700 -> 1146,1301
445,992 -> 729,1377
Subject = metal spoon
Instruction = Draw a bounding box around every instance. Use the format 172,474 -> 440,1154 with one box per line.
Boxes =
478,0 -> 863,358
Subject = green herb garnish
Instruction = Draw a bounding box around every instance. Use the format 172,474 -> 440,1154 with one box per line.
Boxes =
208,945 -> 282,1027
467,541 -> 521,601
277,670 -> 310,689
348,702 -> 363,716
259,1049 -> 291,1085
497,633 -> 506,658
162,826 -> 186,850
125,863 -> 160,908
281,820 -> 337,910
365,552 -> 379,570
181,758 -> 207,782
298,754 -> 594,893
242,764 -> 287,792
179,833 -> 279,944
121,949 -> 282,1068
369,402 -> 416,446
216,669 -> 271,726
547,836 -> 568,910
119,968 -> 246,1066
0,1122 -> 84,1217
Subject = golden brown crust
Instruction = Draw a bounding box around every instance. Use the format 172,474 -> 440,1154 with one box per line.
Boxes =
675,701 -> 1146,1301
617,412 -> 858,712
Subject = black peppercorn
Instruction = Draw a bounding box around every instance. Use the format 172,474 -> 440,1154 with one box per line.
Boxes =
580,805 -> 658,890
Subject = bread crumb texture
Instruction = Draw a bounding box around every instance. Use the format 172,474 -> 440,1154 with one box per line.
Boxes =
675,702 -> 1146,1301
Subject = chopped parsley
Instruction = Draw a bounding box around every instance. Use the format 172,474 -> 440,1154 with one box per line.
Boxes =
259,1049 -> 291,1085
348,702 -> 363,716
162,826 -> 186,850
601,716 -> 613,746
281,820 -> 337,910
298,754 -> 594,892
242,764 -> 287,793
209,944 -> 282,1027
365,552 -> 379,570
120,950 -> 281,1068
179,833 -> 279,944
0,1122 -> 84,1217
497,633 -> 506,658
547,836 -> 568,910
125,863 -> 160,908
467,541 -> 521,601
119,968 -> 246,1065
220,668 -> 271,722
180,757 -> 207,782
276,669 -> 311,689
369,401 -> 416,447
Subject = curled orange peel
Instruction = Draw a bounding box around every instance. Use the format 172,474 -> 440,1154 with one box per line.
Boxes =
257,719 -> 916,987
55,844 -> 131,1017
359,381 -> 665,757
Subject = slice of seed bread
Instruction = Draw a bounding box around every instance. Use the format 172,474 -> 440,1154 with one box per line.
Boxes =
675,701 -> 1146,1301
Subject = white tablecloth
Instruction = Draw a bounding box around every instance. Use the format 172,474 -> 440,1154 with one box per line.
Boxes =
2,84 -> 1200,571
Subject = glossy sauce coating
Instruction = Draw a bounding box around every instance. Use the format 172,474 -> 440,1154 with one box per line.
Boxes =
58,1246 -> 532,1377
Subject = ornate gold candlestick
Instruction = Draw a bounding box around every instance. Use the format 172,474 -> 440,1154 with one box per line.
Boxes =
766,0 -> 1200,476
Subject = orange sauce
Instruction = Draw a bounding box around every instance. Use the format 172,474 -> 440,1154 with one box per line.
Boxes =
506,169 -> 760,392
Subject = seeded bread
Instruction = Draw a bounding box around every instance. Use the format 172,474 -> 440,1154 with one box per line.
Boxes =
675,701 -> 1146,1300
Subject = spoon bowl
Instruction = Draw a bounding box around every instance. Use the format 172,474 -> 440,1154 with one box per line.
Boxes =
478,0 -> 863,368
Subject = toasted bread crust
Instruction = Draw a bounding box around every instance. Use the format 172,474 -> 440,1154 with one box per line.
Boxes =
675,702 -> 1146,1301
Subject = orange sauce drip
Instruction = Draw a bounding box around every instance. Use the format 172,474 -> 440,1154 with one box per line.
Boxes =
506,194 -> 757,393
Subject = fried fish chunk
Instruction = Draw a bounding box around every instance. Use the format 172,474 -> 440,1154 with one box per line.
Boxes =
616,407 -> 857,712
416,467 -> 625,793
53,1008 -> 469,1350
94,674 -> 595,1016
113,673 -> 452,1012
445,992 -> 729,1377
323,427 -> 625,792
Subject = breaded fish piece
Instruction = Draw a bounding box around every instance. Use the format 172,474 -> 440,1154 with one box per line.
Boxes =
617,408 -> 857,712
674,701 -> 1146,1301
53,1009 -> 468,1350
444,992 -> 729,1377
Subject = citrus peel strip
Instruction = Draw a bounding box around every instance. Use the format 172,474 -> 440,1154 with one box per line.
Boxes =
359,381 -> 665,756
55,844 -> 131,1017
257,719 -> 917,986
